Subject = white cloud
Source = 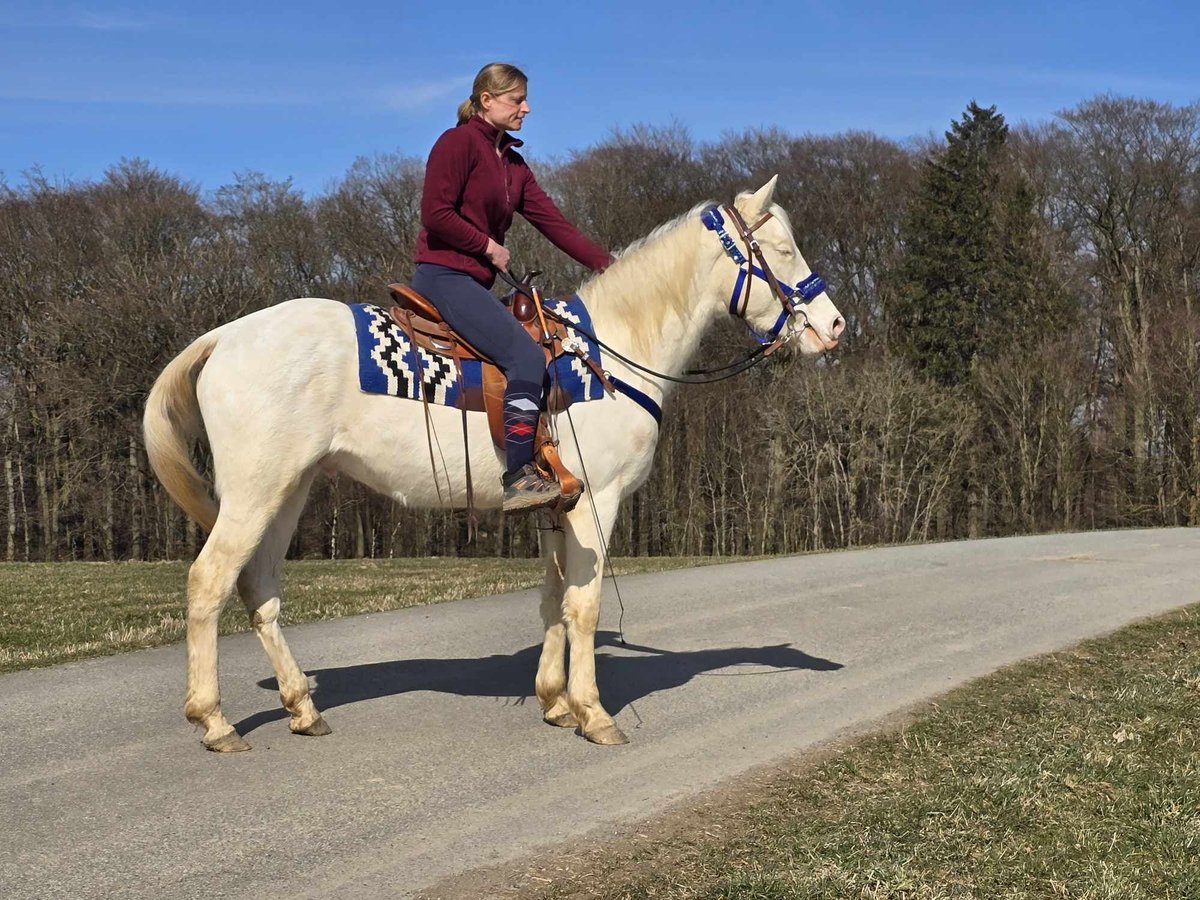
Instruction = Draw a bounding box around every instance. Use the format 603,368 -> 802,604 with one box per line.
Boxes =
0,6 -> 176,30
380,76 -> 473,111
0,83 -> 333,106
0,73 -> 478,111
70,10 -> 166,30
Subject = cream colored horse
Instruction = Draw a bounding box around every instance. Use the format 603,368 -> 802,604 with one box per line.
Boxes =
143,177 -> 844,752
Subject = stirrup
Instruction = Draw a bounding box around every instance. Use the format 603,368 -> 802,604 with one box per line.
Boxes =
534,438 -> 584,513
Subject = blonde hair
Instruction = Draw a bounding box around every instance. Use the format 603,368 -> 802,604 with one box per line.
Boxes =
456,62 -> 528,125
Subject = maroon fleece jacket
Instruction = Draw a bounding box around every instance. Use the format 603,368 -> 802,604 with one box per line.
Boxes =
415,115 -> 612,287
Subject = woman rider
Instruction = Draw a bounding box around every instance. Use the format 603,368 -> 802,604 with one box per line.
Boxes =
411,62 -> 612,513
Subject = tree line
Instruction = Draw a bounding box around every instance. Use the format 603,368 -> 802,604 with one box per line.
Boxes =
1,94 -> 1197,562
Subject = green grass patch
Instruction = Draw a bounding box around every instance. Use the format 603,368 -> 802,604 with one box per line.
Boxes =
530,606 -> 1200,900
0,556 -> 734,673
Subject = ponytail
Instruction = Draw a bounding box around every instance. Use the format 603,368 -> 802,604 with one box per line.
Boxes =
453,97 -> 477,126
456,96 -> 478,126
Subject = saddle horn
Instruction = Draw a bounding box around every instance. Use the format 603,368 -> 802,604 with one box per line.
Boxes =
495,265 -> 541,323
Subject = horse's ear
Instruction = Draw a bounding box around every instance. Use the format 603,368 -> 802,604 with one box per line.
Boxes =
737,175 -> 779,219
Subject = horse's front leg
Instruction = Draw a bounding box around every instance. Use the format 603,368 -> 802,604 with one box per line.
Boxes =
561,488 -> 628,745
535,521 -> 575,727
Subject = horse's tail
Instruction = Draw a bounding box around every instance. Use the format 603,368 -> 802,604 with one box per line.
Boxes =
142,331 -> 220,533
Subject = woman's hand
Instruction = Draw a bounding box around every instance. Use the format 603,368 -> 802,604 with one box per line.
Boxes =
485,239 -> 511,272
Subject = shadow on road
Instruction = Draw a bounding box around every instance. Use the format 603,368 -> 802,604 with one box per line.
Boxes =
237,632 -> 842,737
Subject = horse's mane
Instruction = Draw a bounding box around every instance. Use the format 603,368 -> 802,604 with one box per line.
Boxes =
611,200 -> 718,262
577,201 -> 714,356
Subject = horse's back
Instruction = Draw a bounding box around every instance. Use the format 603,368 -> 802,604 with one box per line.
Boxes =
204,297 -> 353,367
217,296 -> 352,340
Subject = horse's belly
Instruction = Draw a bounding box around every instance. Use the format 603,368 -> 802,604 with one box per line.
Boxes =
328,397 -> 505,509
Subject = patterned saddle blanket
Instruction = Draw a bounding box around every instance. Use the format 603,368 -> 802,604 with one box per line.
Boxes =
350,294 -> 608,408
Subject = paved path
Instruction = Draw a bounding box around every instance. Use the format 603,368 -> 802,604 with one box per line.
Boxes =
2,529 -> 1197,898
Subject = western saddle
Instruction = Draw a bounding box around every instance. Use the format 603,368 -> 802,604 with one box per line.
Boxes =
385,281 -> 606,513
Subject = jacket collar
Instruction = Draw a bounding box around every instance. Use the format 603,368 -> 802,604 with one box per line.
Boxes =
467,114 -> 523,153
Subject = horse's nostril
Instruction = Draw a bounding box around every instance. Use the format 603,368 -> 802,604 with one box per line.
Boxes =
831,316 -> 846,338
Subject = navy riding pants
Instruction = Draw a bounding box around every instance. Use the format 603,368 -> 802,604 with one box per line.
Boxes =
410,263 -> 545,476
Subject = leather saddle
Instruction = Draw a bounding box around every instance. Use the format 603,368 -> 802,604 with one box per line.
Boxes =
386,282 -> 602,508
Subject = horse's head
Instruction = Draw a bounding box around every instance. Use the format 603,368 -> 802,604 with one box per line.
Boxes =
704,176 -> 844,355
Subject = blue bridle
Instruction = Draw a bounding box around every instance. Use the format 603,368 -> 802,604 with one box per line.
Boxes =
700,205 -> 827,347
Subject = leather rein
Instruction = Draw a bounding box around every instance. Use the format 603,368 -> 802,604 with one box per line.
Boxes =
502,205 -> 829,388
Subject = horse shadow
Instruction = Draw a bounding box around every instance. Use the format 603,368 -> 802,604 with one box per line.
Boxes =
236,632 -> 842,737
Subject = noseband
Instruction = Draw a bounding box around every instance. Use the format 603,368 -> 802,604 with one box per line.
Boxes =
700,205 -> 827,350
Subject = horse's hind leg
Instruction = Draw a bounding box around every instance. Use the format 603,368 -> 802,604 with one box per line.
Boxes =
535,523 -> 575,728
184,501 -> 277,752
236,469 -> 330,738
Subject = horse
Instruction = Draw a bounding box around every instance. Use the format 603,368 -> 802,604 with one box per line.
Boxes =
143,176 -> 845,752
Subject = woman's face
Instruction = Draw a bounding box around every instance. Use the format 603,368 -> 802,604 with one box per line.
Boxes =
480,85 -> 529,132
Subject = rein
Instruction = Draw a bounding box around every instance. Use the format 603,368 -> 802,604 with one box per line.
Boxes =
494,210 -> 828,391
546,316 -> 768,385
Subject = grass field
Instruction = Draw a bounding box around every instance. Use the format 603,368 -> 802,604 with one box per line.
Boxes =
509,604 -> 1200,900
0,556 -> 733,673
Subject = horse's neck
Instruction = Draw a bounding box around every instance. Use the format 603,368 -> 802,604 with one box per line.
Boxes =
578,218 -> 720,391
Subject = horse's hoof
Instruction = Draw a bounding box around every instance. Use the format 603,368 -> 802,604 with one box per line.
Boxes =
583,724 -> 629,745
544,711 -> 579,728
293,715 -> 332,737
205,731 -> 251,753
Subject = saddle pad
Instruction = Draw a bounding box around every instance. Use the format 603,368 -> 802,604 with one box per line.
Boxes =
350,295 -> 607,406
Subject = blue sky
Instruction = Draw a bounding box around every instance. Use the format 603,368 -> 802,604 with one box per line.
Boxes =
2,1 -> 1198,195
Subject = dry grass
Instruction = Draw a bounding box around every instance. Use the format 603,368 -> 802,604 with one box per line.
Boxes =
505,605 -> 1200,899
0,556 -> 735,673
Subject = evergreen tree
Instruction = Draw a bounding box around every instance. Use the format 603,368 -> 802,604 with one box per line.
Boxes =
890,102 -> 1070,386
